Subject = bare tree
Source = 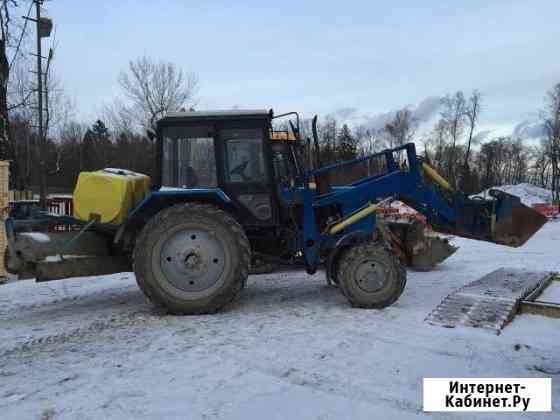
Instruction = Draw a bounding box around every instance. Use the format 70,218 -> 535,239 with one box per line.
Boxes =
43,50 -> 73,140
116,56 -> 199,131
531,141 -> 550,188
429,119 -> 448,172
382,109 -> 417,168
0,0 -> 37,189
355,125 -> 382,156
458,90 -> 482,192
463,90 -> 482,169
0,1 -> 15,157
317,115 -> 337,164
542,83 -> 560,200
103,98 -> 135,135
440,91 -> 466,185
8,57 -> 34,114
384,108 -> 417,149
42,48 -> 74,177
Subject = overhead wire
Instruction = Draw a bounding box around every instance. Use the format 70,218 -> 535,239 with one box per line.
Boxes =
9,0 -> 34,69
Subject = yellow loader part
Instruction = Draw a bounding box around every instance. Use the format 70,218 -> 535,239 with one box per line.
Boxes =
73,169 -> 150,225
421,162 -> 453,191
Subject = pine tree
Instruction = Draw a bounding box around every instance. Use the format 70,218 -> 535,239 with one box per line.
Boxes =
336,124 -> 358,161
81,120 -> 113,171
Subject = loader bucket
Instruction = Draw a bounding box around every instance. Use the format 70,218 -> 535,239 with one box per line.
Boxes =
491,195 -> 548,247
429,190 -> 548,248
385,220 -> 458,271
410,236 -> 458,271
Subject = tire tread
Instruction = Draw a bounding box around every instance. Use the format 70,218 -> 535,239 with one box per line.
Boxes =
336,241 -> 406,309
133,203 -> 250,314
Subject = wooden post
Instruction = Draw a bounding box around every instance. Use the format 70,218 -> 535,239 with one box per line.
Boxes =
0,160 -> 9,282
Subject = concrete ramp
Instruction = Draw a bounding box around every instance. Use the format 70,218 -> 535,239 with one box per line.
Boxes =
426,268 -> 553,334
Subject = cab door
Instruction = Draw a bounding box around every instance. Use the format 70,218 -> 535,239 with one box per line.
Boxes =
216,122 -> 278,226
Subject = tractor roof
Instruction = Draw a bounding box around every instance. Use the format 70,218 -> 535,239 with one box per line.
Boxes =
161,109 -> 272,124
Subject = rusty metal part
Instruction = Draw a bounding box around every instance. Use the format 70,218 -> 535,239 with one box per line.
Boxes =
492,203 -> 548,247
519,301 -> 560,318
384,220 -> 458,271
384,228 -> 408,263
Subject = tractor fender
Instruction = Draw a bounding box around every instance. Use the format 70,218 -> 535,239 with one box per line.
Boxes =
113,189 -> 239,252
127,189 -> 235,226
325,230 -> 371,285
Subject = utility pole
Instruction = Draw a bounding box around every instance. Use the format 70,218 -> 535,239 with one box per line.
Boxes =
25,0 -> 52,207
35,0 -> 44,207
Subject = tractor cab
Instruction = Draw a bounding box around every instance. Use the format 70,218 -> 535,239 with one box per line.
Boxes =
155,109 -> 303,227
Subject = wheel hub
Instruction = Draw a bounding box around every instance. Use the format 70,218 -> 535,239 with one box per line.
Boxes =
184,252 -> 201,270
160,228 -> 226,293
354,259 -> 389,293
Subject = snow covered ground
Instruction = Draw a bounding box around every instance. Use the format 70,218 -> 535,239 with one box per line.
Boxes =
473,183 -> 553,206
1,224 -> 559,419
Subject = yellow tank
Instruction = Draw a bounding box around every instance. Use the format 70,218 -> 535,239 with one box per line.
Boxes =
73,168 -> 150,225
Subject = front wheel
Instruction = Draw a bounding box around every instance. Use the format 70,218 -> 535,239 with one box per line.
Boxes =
336,242 -> 406,309
133,203 -> 250,314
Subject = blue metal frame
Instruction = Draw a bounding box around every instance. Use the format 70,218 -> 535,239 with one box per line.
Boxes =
292,143 -> 505,270
127,188 -> 232,223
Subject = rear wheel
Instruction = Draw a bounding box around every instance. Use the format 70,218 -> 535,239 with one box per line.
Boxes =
336,241 -> 406,309
133,203 -> 250,314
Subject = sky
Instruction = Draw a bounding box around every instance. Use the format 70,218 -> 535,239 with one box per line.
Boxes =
42,0 -> 560,138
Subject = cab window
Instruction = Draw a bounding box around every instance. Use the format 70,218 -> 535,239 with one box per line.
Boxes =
222,129 -> 266,183
161,126 -> 217,188
271,143 -> 294,184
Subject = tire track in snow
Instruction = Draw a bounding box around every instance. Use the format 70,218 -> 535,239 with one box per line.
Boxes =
0,309 -> 159,361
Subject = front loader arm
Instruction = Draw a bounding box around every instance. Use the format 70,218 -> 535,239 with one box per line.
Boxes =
302,143 -> 546,270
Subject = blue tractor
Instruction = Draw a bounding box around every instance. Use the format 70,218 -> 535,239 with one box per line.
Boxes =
4,110 -> 547,314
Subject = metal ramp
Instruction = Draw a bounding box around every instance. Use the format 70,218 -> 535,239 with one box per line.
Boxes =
426,268 -> 557,334
519,274 -> 560,318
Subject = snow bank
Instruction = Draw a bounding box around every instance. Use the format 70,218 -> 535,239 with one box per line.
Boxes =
472,183 -> 553,206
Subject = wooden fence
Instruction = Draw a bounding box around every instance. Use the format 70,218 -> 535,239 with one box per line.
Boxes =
9,190 -> 34,201
0,162 -> 8,280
